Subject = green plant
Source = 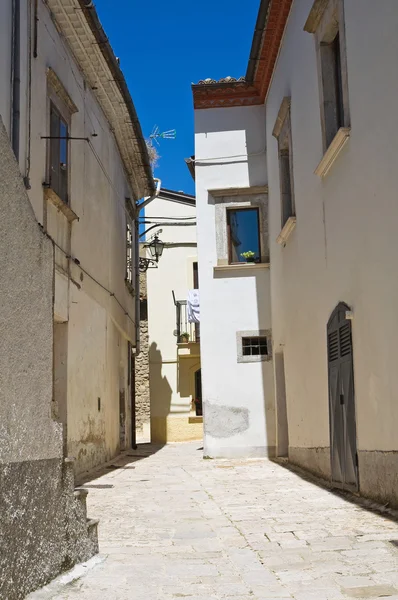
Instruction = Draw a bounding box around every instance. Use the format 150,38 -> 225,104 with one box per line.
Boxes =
241,250 -> 256,261
180,332 -> 190,341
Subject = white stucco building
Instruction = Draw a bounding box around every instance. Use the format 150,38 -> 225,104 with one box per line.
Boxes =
143,188 -> 203,443
193,106 -> 276,458
0,0 -> 153,477
192,0 -> 398,506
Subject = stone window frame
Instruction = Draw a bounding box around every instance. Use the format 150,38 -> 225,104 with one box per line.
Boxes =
304,0 -> 351,164
214,192 -> 269,266
272,97 -> 296,245
236,329 -> 272,364
45,68 -> 78,215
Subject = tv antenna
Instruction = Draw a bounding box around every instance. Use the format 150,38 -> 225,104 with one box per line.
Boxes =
149,125 -> 176,146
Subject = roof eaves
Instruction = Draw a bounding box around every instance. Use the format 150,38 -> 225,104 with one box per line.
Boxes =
159,188 -> 196,206
47,0 -> 155,199
184,156 -> 195,181
246,0 -> 272,82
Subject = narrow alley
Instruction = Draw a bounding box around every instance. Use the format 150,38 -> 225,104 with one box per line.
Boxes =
31,443 -> 398,600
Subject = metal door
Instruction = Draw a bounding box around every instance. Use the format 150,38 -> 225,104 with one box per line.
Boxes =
327,303 -> 359,492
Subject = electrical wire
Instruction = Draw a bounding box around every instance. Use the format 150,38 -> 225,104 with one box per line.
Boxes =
40,226 -> 135,326
140,221 -> 196,226
191,149 -> 266,163
138,215 -> 196,221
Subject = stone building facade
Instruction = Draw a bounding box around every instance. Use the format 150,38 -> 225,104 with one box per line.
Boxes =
0,119 -> 97,600
135,272 -> 150,440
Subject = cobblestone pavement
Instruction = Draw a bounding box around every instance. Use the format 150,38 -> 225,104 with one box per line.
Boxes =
49,443 -> 398,599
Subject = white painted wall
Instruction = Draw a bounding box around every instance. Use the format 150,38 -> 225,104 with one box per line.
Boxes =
194,106 -> 276,457
0,0 -> 139,474
266,0 -> 398,488
145,193 -> 199,429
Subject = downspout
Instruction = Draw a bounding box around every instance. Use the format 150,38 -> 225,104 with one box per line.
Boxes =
139,177 -> 161,211
11,0 -> 21,161
134,178 -> 161,355
33,0 -> 38,58
24,0 -> 33,188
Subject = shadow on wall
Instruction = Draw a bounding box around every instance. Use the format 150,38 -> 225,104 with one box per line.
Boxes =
245,122 -> 283,458
149,342 -> 173,443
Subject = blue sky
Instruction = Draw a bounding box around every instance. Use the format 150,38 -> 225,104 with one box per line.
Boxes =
94,0 -> 260,197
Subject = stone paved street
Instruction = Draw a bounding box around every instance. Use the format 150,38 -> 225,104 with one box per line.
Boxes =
40,442 -> 398,600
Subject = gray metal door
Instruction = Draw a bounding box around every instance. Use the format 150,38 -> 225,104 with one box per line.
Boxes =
327,303 -> 359,492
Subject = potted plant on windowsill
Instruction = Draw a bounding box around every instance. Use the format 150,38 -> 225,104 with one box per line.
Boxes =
241,251 -> 256,263
180,332 -> 190,343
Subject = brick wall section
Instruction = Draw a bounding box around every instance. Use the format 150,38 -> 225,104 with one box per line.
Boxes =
135,273 -> 150,435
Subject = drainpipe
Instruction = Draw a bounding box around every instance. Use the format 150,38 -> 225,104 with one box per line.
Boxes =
24,0 -> 33,188
138,177 -> 161,211
11,0 -> 21,161
134,178 -> 161,355
33,0 -> 38,58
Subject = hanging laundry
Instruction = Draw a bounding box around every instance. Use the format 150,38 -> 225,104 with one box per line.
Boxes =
187,289 -> 200,323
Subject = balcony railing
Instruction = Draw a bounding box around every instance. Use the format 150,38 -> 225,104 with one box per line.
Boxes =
172,292 -> 200,344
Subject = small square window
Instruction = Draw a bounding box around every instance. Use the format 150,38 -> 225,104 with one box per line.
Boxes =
227,207 -> 261,264
242,337 -> 268,357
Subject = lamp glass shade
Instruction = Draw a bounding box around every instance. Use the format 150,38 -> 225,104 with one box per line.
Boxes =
148,236 -> 164,261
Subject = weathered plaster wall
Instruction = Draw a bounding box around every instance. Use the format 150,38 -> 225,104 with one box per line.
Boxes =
135,273 -> 150,438
0,119 -> 97,599
145,194 -> 202,443
194,106 -> 276,458
1,0 -> 138,475
266,0 -> 398,503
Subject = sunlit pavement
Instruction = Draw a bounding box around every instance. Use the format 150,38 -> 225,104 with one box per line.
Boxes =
36,442 -> 398,599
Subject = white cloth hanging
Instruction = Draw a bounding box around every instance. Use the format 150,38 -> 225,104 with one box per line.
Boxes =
187,289 -> 200,323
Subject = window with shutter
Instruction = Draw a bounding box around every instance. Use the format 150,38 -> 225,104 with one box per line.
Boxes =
49,102 -> 69,204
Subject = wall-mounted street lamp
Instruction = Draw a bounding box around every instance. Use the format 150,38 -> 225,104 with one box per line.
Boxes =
139,232 -> 165,273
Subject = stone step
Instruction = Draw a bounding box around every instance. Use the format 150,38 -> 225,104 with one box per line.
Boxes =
63,457 -> 76,496
74,487 -> 89,523
87,518 -> 99,555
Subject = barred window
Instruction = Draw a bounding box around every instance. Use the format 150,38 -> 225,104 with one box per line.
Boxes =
242,337 -> 268,357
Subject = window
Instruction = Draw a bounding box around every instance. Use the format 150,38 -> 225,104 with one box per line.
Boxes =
279,147 -> 294,229
242,336 -> 268,357
320,30 -> 345,148
49,102 -> 69,204
273,97 -> 295,232
193,262 -> 200,341
126,219 -> 134,288
193,261 -> 199,289
305,0 -> 350,152
227,207 -> 260,264
140,299 -> 148,321
236,329 -> 272,363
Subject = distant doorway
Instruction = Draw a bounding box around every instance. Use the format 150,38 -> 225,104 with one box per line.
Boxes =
194,369 -> 202,416
327,303 -> 359,492
129,343 -> 137,449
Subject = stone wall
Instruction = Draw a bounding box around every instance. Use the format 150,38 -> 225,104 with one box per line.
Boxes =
135,273 -> 150,438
